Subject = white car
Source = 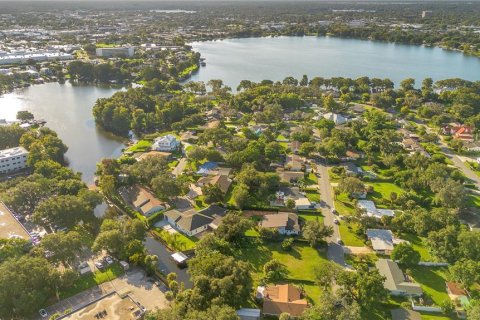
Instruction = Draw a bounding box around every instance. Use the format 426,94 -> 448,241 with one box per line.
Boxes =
104,256 -> 114,265
39,309 -> 48,318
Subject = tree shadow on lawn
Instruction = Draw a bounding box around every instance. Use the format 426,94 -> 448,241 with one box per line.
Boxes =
409,266 -> 449,305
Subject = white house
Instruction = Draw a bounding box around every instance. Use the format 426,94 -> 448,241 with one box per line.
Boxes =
152,134 -> 180,152
358,200 -> 395,219
0,147 -> 29,175
323,112 -> 348,125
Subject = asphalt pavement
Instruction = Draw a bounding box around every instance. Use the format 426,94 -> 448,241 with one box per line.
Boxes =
316,161 -> 346,266
144,236 -> 192,288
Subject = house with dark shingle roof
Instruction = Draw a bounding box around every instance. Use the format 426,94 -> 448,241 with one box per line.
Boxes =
164,205 -> 228,236
260,212 -> 300,235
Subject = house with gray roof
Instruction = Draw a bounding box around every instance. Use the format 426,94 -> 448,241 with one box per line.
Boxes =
376,259 -> 423,297
164,208 -> 212,236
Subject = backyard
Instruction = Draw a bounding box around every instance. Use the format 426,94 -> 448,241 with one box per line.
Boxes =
235,238 -> 328,303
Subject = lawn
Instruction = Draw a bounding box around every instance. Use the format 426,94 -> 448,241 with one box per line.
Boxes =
410,266 -> 450,306
305,190 -> 320,203
298,211 -> 324,223
334,193 -> 356,216
400,233 -> 433,261
126,140 -> 152,153
59,263 -> 125,299
366,181 -> 405,205
152,228 -> 197,251
235,239 -> 328,303
466,194 -> 480,207
339,221 -> 365,247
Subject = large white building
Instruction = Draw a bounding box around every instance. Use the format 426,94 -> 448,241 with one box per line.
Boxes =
0,147 -> 29,174
0,51 -> 73,65
95,46 -> 135,58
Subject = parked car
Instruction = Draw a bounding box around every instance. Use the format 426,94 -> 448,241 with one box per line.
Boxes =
336,239 -> 344,245
331,208 -> 337,214
104,256 -> 114,265
333,219 -> 339,225
95,261 -> 105,270
39,309 -> 48,318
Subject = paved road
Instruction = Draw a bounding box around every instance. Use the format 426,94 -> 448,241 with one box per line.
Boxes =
316,161 -> 345,266
144,236 -> 192,288
423,124 -> 480,189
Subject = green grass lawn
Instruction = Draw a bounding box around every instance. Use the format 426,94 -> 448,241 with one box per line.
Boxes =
305,173 -> 317,185
126,140 -> 152,153
305,190 -> 320,203
334,193 -> 356,216
339,221 -> 365,246
152,228 -> 197,251
366,181 -> 405,205
400,233 -> 433,261
410,266 -> 450,306
235,239 -> 328,303
298,211 -> 324,223
466,194 -> 480,207
59,263 -> 125,300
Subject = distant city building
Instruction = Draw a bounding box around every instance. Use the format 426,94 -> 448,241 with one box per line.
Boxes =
0,51 -> 73,65
95,46 -> 135,58
422,10 -> 433,18
0,147 -> 29,175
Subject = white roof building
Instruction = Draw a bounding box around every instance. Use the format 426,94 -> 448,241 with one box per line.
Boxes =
0,146 -> 29,175
358,200 -> 395,219
323,112 -> 348,125
152,134 -> 180,152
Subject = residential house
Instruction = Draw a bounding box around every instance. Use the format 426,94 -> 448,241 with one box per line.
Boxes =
358,200 -> 395,219
271,187 -> 312,210
257,284 -> 308,317
277,168 -> 305,184
285,155 -> 304,172
376,259 -> 423,296
121,185 -> 166,217
152,134 -> 180,152
196,173 -> 232,194
442,125 -> 474,142
390,309 -> 421,320
343,162 -> 363,176
164,205 -> 227,236
464,141 -> 480,152
366,229 -> 404,254
164,208 -> 212,236
260,212 -> 300,235
446,282 -> 470,311
323,112 -> 347,125
196,162 -> 221,176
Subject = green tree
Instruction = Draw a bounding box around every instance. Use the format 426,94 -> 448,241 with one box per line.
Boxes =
303,220 -> 333,247
215,212 -> 253,244
16,110 -> 34,121
391,243 -> 421,266
232,183 -> 249,209
40,231 -> 83,266
202,184 -> 224,204
263,259 -> 289,282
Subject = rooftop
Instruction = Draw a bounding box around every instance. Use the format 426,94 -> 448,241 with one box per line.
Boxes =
0,202 -> 30,240
0,146 -> 28,159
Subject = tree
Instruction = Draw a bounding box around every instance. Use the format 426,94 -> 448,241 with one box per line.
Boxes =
336,264 -> 387,310
467,300 -> 480,320
263,259 -> 288,282
391,243 -> 420,266
215,212 -> 253,244
337,177 -> 365,196
449,259 -> 480,289
92,229 -> 125,257
279,313 -> 293,320
40,231 -> 83,266
281,237 -> 294,251
0,124 -> 26,149
434,179 -> 466,208
313,261 -> 342,291
16,110 -> 34,121
285,198 -> 296,209
427,226 -> 459,263
232,183 -> 249,209
152,174 -> 184,200
202,184 -> 224,204
323,94 -> 339,113
301,292 -> 361,320
0,256 -> 56,319
187,251 -> 252,310
303,220 -> 333,247
440,299 -> 455,316
33,195 -> 95,229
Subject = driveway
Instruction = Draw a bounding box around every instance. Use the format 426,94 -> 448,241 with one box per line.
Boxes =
144,236 -> 192,288
316,161 -> 345,266
172,158 -> 188,177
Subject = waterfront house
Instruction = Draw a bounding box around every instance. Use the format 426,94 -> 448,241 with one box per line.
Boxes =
152,134 -> 180,152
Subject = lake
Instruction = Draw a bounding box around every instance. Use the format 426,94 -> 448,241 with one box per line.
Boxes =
190,36 -> 480,89
0,82 -> 124,184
